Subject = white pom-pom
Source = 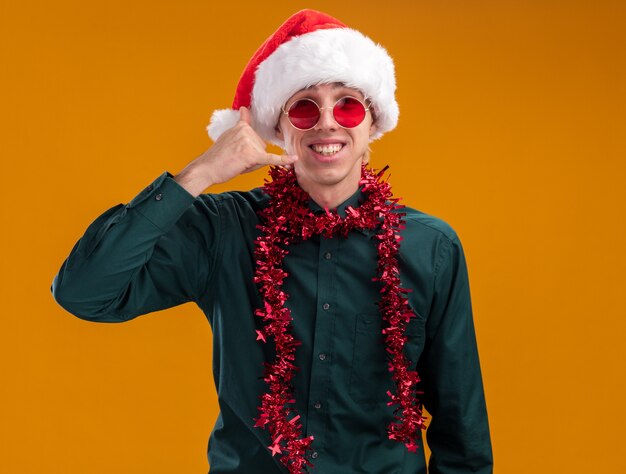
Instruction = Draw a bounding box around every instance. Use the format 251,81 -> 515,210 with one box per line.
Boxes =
206,109 -> 241,142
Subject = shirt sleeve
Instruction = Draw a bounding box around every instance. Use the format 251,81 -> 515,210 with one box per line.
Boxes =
417,234 -> 493,474
51,171 -> 219,323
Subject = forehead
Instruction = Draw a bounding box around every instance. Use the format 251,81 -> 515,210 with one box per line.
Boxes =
288,82 -> 366,101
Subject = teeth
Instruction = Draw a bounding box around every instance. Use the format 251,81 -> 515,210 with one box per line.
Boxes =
311,143 -> 343,155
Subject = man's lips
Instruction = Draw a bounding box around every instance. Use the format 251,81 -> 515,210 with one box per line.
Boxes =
306,138 -> 348,146
307,143 -> 347,162
309,143 -> 345,154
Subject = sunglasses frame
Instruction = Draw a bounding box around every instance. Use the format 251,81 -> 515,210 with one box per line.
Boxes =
281,95 -> 371,131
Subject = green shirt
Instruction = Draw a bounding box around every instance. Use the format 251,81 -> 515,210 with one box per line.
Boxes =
51,171 -> 493,474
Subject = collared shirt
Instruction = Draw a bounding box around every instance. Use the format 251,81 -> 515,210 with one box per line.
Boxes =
51,171 -> 493,474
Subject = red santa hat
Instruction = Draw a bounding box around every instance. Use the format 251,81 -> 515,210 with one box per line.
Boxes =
206,9 -> 399,149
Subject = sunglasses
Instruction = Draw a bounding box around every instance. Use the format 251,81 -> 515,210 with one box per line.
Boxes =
281,96 -> 371,131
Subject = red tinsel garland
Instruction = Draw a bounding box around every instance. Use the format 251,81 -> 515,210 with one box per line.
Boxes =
252,164 -> 427,473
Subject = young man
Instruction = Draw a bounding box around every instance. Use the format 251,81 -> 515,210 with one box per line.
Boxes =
51,9 -> 493,474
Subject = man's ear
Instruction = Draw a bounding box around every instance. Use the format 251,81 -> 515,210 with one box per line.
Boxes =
369,122 -> 378,137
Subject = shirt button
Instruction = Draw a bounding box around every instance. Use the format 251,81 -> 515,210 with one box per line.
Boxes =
146,184 -> 153,191
318,353 -> 327,361
154,193 -> 163,201
314,401 -> 322,409
311,451 -> 319,459
324,251 -> 332,260
322,303 -> 330,310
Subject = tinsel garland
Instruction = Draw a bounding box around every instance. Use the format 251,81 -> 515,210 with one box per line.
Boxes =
252,164 -> 427,473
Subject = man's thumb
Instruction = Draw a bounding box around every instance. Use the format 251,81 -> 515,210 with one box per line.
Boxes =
238,106 -> 251,124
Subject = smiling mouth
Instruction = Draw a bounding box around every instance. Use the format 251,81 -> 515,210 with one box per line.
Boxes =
309,143 -> 345,156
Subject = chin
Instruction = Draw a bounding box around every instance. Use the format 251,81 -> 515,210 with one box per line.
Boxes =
298,163 -> 359,188
313,173 -> 349,187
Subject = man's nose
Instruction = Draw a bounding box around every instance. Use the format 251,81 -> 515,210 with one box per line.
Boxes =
314,105 -> 337,130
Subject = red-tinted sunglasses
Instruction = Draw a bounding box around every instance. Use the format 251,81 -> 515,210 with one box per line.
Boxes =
281,96 -> 371,131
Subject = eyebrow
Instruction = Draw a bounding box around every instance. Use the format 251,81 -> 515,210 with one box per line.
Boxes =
303,82 -> 345,91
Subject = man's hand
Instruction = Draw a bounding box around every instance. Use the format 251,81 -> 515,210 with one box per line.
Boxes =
174,106 -> 297,197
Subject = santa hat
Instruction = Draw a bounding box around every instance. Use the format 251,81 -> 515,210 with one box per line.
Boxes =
206,9 -> 399,149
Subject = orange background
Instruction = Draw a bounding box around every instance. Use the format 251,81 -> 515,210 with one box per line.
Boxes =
1,1 -> 625,473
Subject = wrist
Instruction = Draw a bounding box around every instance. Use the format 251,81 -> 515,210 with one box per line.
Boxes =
173,164 -> 214,198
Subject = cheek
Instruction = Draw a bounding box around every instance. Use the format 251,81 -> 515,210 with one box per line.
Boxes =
356,122 -> 374,145
284,132 -> 305,153
278,119 -> 299,151
284,136 -> 296,154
